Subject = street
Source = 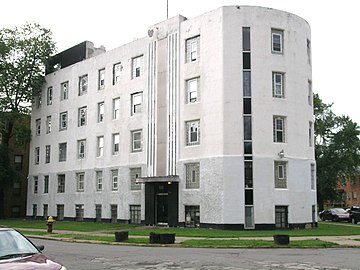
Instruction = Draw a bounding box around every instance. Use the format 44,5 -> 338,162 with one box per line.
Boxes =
31,238 -> 359,270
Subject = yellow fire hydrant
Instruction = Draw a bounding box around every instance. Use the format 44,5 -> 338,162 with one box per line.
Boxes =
47,216 -> 54,233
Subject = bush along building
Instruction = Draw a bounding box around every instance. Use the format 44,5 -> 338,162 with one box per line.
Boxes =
26,6 -> 316,229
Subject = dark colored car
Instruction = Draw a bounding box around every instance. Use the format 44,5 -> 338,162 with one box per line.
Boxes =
319,208 -> 350,222
349,204 -> 360,224
0,227 -> 66,270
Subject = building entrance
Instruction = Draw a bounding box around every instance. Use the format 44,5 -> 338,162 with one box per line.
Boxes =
156,194 -> 168,224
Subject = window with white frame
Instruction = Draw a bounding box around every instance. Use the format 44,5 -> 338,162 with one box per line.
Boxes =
129,205 -> 141,224
33,176 -> 38,194
76,172 -> 85,192
47,86 -> 53,105
36,92 -> 42,108
58,142 -> 67,162
273,116 -> 286,143
353,192 -> 357,200
113,97 -> 120,119
97,136 -> 104,157
272,72 -> 284,98
98,68 -> 105,90
112,133 -> 120,155
111,169 -> 118,190
186,36 -> 200,62
35,118 -> 41,135
78,106 -> 87,127
98,102 -> 104,123
311,163 -> 315,190
131,92 -> 142,115
96,171 -> 103,191
274,161 -> 287,188
113,62 -> 122,84
132,55 -> 144,79
44,175 -> 49,193
46,116 -> 51,134
271,29 -> 283,53
77,139 -> 86,159
60,81 -> 68,100
308,80 -> 312,106
57,174 -> 65,193
79,74 -> 88,96
131,130 -> 142,152
59,112 -> 68,130
34,147 -> 40,165
186,77 -> 200,103
185,163 -> 200,189
130,168 -> 141,190
45,145 -> 50,163
186,120 -> 200,146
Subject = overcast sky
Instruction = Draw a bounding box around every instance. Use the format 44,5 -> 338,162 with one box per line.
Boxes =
1,0 -> 359,125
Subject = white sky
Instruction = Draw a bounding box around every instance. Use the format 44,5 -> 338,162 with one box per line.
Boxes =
1,0 -> 359,125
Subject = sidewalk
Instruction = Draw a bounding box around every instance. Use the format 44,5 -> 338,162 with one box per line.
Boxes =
19,228 -> 360,247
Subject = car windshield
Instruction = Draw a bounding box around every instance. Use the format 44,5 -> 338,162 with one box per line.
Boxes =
332,208 -> 347,214
0,230 -> 39,260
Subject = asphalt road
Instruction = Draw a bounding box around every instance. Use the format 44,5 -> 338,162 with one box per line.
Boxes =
32,238 -> 359,270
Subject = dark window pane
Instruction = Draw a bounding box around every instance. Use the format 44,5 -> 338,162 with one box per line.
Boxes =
243,52 -> 251,69
244,116 -> 252,140
243,98 -> 251,115
245,189 -> 253,205
243,71 -> 251,96
244,142 -> 252,154
244,161 -> 253,188
242,27 -> 250,51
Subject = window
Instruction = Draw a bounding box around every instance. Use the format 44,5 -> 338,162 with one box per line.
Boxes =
98,68 -> 105,90
131,130 -> 142,152
113,97 -> 120,119
185,163 -> 200,189
79,74 -> 88,96
244,116 -> 252,140
273,116 -> 286,143
11,206 -> 20,218
243,52 -> 251,69
131,92 -> 142,115
33,176 -> 38,194
186,77 -> 200,103
13,181 -> 21,196
309,121 -> 313,147
98,102 -> 104,123
353,192 -> 357,200
44,175 -> 49,193
308,80 -> 312,106
186,120 -> 200,146
59,142 -> 67,162
36,92 -> 42,108
77,139 -> 86,159
186,36 -> 200,62
59,112 -> 68,130
274,161 -> 287,188
113,62 -> 122,84
97,136 -> 104,157
32,204 -> 37,218
57,174 -> 65,193
45,145 -> 51,163
272,29 -> 283,53
307,38 -> 311,64
130,168 -> 141,190
75,204 -> 84,221
185,205 -> 200,228
76,172 -> 84,192
36,119 -> 41,135
95,204 -> 102,222
47,86 -> 53,105
14,155 -> 23,171
132,55 -> 144,79
111,169 -> 118,190
34,147 -> 40,165
129,205 -> 141,224
110,204 -> 117,223
272,72 -> 284,98
78,106 -> 87,127
46,116 -> 51,134
57,204 -> 64,220
243,71 -> 251,97
311,163 -> 315,190
275,206 -> 288,229
112,133 -> 120,155
242,27 -> 251,51
96,171 -> 103,191
43,204 -> 48,219
244,161 -> 253,188
60,81 -> 68,100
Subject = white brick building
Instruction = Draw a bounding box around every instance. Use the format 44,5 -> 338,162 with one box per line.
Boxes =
27,6 -> 316,229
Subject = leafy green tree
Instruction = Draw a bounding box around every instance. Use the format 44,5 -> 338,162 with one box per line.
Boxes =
0,23 -> 55,218
314,93 -> 360,210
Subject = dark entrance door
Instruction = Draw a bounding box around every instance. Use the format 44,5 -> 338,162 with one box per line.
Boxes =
156,194 -> 168,224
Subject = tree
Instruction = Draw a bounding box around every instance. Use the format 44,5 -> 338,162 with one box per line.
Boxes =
0,23 -> 56,218
314,93 -> 360,210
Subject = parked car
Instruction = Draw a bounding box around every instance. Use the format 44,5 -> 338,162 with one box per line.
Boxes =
349,204 -> 360,224
319,208 -> 351,222
0,227 -> 66,270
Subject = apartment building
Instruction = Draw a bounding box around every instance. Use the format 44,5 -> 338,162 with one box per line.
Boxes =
27,6 -> 316,229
